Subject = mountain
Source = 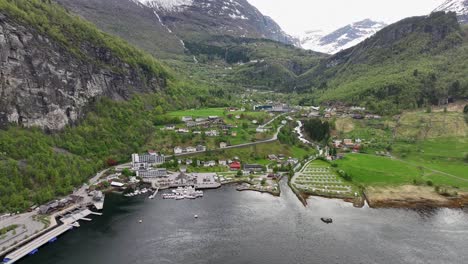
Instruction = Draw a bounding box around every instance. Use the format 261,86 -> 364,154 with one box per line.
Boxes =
301,19 -> 387,54
56,0 -> 316,91
434,0 -> 468,24
134,0 -> 299,46
0,0 -> 169,130
55,0 -> 186,59
295,12 -> 468,113
58,0 -> 299,55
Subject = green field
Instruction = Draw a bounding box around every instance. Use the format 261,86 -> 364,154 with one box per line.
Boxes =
334,154 -> 422,186
334,152 -> 468,189
168,108 -> 227,117
392,137 -> 468,186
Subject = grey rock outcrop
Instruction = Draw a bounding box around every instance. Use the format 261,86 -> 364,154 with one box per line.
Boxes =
0,14 -> 166,131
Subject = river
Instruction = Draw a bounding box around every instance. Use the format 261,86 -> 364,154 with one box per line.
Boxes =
19,181 -> 468,264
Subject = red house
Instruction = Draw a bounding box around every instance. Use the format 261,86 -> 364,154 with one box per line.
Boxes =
229,161 -> 241,171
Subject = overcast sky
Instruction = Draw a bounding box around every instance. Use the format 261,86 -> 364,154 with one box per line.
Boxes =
248,0 -> 446,35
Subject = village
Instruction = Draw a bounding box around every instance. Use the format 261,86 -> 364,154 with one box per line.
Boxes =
0,101 -> 386,264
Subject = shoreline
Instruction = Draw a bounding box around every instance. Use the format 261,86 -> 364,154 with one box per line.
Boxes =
290,184 -> 468,209
222,180 -> 281,197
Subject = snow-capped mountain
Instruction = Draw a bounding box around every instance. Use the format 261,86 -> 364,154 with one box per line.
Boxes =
301,19 -> 387,54
434,0 -> 468,24
135,0 -> 299,46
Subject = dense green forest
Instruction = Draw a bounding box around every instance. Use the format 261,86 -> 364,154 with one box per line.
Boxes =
303,119 -> 331,143
0,0 -> 239,213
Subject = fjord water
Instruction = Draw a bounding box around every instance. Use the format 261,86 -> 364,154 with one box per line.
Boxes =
21,182 -> 468,264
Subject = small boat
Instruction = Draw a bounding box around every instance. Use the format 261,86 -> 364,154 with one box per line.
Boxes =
139,219 -> 143,223
194,215 -> 198,219
321,217 -> 333,224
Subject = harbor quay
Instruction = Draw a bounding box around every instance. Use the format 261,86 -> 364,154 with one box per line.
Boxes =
0,185 -> 106,264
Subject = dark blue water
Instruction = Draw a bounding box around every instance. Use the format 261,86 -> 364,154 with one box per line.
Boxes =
20,182 -> 468,264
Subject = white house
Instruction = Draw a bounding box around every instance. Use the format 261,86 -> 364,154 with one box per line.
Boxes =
204,160 -> 216,167
186,146 -> 197,153
164,125 -> 175,130
181,116 -> 193,122
174,147 -> 183,154
220,142 -> 228,148
178,128 -> 190,133
205,130 -> 219,137
196,145 -> 207,152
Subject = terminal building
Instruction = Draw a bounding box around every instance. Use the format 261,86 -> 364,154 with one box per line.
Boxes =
136,168 -> 168,178
132,151 -> 165,170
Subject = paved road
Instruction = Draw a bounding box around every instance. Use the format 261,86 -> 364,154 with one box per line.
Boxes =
257,113 -> 286,129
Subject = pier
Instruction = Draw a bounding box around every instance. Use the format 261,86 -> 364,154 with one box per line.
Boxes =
149,187 -> 159,199
2,208 -> 99,264
2,224 -> 73,263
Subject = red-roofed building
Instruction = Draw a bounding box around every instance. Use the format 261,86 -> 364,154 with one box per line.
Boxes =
229,161 -> 241,171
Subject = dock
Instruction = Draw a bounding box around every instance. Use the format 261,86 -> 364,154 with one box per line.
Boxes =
2,208 -> 99,264
2,224 -> 73,263
149,187 -> 159,199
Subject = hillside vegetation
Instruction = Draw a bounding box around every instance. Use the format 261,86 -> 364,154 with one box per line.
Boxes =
295,12 -> 468,113
0,0 -> 239,212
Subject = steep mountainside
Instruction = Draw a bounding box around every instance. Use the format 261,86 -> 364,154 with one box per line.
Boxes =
295,12 -> 468,113
136,0 -> 299,45
56,0 -> 185,58
0,0 -> 169,130
434,0 -> 468,24
301,19 -> 387,54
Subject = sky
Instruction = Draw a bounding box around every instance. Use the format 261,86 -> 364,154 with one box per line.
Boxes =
247,0 -> 447,35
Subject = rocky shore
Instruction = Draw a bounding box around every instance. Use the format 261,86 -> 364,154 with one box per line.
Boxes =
364,186 -> 468,209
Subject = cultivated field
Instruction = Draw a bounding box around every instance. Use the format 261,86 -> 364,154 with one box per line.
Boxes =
292,160 -> 358,198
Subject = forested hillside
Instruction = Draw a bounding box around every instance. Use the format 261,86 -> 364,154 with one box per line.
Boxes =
295,12 -> 468,114
0,0 -> 232,212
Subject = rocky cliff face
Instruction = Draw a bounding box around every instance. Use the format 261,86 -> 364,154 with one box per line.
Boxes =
0,14 -> 165,131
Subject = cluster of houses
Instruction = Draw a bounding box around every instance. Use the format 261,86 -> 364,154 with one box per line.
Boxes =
306,105 -> 382,120
332,138 -> 363,152
173,145 -> 206,154
181,116 -> 226,129
162,115 -> 240,138
268,154 -> 299,167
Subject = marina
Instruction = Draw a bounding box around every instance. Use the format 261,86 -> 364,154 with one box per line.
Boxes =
162,186 -> 204,200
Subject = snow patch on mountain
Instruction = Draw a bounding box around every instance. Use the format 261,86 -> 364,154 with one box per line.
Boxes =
434,0 -> 468,24
300,19 -> 387,54
136,0 -> 193,12
434,0 -> 468,14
